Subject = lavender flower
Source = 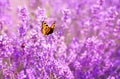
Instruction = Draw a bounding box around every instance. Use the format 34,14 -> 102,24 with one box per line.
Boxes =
0,0 -> 120,79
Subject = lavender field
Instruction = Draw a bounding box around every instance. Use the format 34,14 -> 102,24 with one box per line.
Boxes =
0,0 -> 120,79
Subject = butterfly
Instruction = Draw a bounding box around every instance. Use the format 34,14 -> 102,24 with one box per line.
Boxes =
41,21 -> 56,35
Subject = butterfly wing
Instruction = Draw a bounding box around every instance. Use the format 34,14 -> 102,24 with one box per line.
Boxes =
47,21 -> 56,34
41,21 -> 51,35
50,21 -> 56,29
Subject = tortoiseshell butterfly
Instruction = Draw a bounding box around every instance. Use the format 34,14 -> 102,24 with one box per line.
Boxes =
41,21 -> 56,35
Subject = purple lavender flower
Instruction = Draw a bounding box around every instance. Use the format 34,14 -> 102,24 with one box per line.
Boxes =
0,0 -> 120,79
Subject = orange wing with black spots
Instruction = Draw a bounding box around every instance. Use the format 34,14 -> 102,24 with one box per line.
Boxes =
41,21 -> 56,35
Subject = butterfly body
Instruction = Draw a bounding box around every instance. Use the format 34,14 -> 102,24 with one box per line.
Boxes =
41,21 -> 55,35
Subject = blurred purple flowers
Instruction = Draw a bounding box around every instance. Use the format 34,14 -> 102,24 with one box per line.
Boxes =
0,0 -> 120,79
